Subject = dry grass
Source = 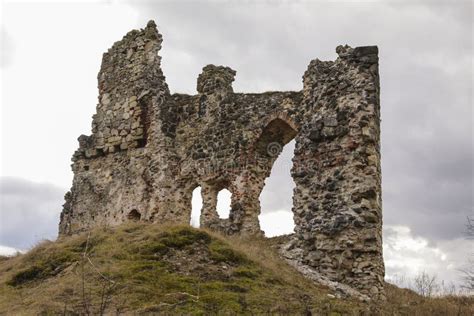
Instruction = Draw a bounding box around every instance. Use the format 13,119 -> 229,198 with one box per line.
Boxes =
0,223 -> 472,315
383,283 -> 473,315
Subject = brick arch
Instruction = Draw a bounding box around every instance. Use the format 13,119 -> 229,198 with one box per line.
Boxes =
262,112 -> 300,133
247,112 -> 300,154
251,117 -> 298,163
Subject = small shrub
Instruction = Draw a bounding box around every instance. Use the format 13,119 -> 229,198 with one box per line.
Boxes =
6,249 -> 75,287
7,266 -> 43,286
413,271 -> 438,297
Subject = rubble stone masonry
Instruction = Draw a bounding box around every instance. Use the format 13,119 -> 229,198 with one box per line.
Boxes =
59,21 -> 384,300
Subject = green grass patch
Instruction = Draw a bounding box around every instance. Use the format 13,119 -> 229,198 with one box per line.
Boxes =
209,240 -> 247,264
158,226 -> 212,249
232,267 -> 261,279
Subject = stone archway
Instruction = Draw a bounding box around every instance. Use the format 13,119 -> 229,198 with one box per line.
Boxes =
199,179 -> 233,229
225,116 -> 299,235
259,139 -> 296,237
254,116 -> 298,158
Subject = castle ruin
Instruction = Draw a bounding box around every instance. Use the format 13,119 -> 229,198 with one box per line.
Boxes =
59,21 -> 384,300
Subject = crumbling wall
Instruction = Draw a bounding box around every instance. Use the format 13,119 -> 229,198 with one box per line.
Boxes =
59,21 -> 170,234
290,45 -> 384,298
59,21 -> 384,300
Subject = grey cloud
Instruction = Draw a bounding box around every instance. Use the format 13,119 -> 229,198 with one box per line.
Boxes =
0,177 -> 64,250
381,54 -> 472,241
128,0 -> 472,245
417,0 -> 473,29
131,1 -> 472,91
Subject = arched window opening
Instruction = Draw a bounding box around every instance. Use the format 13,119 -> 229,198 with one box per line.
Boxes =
190,187 -> 203,228
259,140 -> 296,237
216,189 -> 232,219
127,209 -> 141,221
255,118 -> 297,157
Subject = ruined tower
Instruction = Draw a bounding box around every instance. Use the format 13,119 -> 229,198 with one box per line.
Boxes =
59,21 -> 384,300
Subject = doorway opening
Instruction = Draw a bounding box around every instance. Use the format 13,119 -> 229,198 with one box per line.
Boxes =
259,140 -> 296,237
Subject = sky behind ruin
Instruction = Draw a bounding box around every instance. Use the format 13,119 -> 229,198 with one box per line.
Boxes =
1,0 -> 472,288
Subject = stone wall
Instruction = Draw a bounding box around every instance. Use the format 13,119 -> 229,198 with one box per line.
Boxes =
59,21 -> 384,300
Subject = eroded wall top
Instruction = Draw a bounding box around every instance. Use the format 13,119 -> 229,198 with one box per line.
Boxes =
73,21 -> 168,160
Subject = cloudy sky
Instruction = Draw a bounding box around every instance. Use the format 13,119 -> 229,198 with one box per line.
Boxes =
1,0 -> 472,288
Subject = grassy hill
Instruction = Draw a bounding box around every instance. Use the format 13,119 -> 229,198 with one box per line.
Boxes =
0,223 -> 472,315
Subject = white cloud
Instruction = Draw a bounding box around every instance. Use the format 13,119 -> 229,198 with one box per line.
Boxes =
0,244 -> 22,256
1,1 -> 139,187
259,210 -> 294,237
383,225 -> 470,287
